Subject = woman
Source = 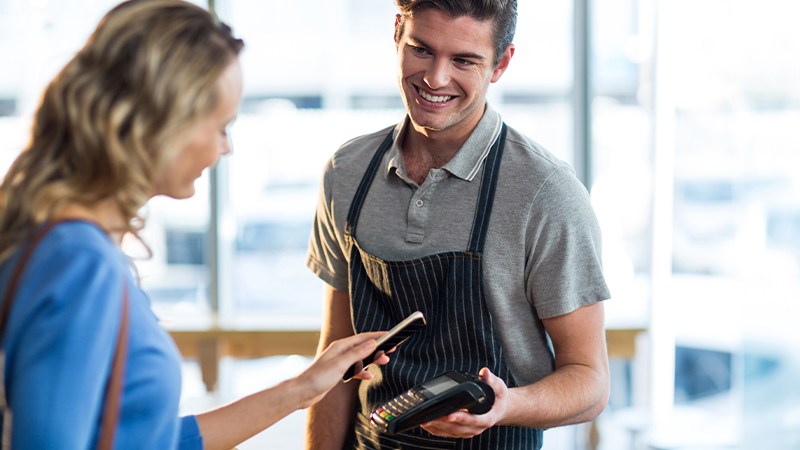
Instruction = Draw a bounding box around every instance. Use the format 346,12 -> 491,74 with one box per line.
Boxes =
0,1 -> 387,449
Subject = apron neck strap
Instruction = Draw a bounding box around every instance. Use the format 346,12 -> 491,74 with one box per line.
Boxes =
345,122 -> 508,255
345,130 -> 395,237
468,123 -> 507,254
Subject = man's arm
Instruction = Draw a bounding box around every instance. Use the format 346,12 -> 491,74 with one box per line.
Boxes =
305,285 -> 359,450
421,302 -> 609,437
503,301 -> 610,427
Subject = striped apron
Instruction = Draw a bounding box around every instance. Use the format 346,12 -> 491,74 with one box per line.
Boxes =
345,124 -> 542,450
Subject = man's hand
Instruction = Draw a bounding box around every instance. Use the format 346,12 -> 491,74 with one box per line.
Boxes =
419,367 -> 511,438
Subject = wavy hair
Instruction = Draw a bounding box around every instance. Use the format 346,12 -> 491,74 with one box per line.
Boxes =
394,0 -> 517,66
0,0 -> 244,261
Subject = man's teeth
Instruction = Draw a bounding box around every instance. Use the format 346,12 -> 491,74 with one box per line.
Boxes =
420,90 -> 452,103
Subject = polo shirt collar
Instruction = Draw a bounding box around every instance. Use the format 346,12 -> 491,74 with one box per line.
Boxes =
386,105 -> 503,182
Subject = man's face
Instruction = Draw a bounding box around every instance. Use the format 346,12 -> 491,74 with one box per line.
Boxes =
395,8 -> 513,139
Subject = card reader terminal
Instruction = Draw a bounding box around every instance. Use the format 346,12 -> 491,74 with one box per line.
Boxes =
370,371 -> 495,435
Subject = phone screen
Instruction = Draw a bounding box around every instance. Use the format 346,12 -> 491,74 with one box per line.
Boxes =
342,311 -> 426,381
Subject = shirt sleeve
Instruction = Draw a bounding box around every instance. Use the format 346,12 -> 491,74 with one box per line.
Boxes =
6,243 -> 124,449
177,415 -> 204,450
306,159 -> 350,291
526,167 -> 611,318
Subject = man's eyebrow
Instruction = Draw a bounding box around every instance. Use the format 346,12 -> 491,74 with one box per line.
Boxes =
409,36 -> 487,61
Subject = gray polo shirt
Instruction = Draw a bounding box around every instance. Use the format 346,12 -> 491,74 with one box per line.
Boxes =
307,105 -> 610,385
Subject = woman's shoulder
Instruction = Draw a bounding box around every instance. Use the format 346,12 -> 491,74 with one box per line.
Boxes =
27,220 -> 129,295
40,220 -> 119,257
2,220 -> 129,348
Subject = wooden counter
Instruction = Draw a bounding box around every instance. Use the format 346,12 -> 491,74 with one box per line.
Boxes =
168,327 -> 646,392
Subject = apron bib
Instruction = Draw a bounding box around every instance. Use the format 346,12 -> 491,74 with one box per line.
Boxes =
344,125 -> 542,450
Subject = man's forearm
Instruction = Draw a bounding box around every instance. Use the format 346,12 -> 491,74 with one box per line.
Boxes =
305,379 -> 359,450
306,286 -> 359,450
502,360 -> 609,429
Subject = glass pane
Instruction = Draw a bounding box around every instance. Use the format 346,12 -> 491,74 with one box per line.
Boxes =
499,0 -> 573,165
134,186 -> 212,323
652,1 -> 800,449
590,0 -> 653,326
593,0 -> 800,450
0,0 -> 122,171
588,1 -> 655,449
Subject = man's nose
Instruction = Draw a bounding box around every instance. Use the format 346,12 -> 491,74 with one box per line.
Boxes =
422,59 -> 451,90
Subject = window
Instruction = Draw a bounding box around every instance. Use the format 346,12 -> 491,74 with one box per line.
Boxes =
5,1 -> 798,448
590,1 -> 800,448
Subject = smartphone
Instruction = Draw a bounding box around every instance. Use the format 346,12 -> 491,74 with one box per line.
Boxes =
342,311 -> 426,382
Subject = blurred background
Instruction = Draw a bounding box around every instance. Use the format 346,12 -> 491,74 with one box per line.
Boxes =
1,0 -> 799,448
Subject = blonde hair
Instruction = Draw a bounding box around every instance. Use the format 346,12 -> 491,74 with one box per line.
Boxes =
0,0 -> 243,261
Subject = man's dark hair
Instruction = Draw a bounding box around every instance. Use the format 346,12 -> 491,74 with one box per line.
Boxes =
395,0 -> 517,66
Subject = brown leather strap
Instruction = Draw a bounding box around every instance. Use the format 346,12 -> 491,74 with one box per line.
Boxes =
0,220 -> 128,449
96,284 -> 128,450
0,222 -> 62,333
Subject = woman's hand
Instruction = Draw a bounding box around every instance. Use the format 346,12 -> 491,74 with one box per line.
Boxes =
295,331 -> 390,409
420,367 -> 510,439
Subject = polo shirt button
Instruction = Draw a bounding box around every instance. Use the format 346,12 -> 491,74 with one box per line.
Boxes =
415,199 -> 424,207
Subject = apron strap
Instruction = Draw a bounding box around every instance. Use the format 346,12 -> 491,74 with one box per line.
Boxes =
468,123 -> 507,254
345,130 -> 395,237
345,122 -> 508,255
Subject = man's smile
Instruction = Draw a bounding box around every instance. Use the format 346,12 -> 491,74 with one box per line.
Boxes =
417,86 -> 454,104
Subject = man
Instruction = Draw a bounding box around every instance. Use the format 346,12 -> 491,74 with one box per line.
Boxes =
305,1 -> 611,448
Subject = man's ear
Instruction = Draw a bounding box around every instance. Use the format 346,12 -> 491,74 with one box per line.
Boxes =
394,14 -> 402,44
491,44 -> 515,83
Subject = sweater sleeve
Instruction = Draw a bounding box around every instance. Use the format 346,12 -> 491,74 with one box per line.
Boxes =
177,415 -> 204,450
6,244 -> 123,449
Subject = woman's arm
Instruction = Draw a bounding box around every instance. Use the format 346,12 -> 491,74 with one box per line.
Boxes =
194,322 -> 384,450
7,247 -> 122,449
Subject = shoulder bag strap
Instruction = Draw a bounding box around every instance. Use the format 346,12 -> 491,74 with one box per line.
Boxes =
0,222 -> 61,333
96,283 -> 128,450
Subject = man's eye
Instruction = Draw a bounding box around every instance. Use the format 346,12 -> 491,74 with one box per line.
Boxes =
411,46 -> 429,55
454,58 -> 473,66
